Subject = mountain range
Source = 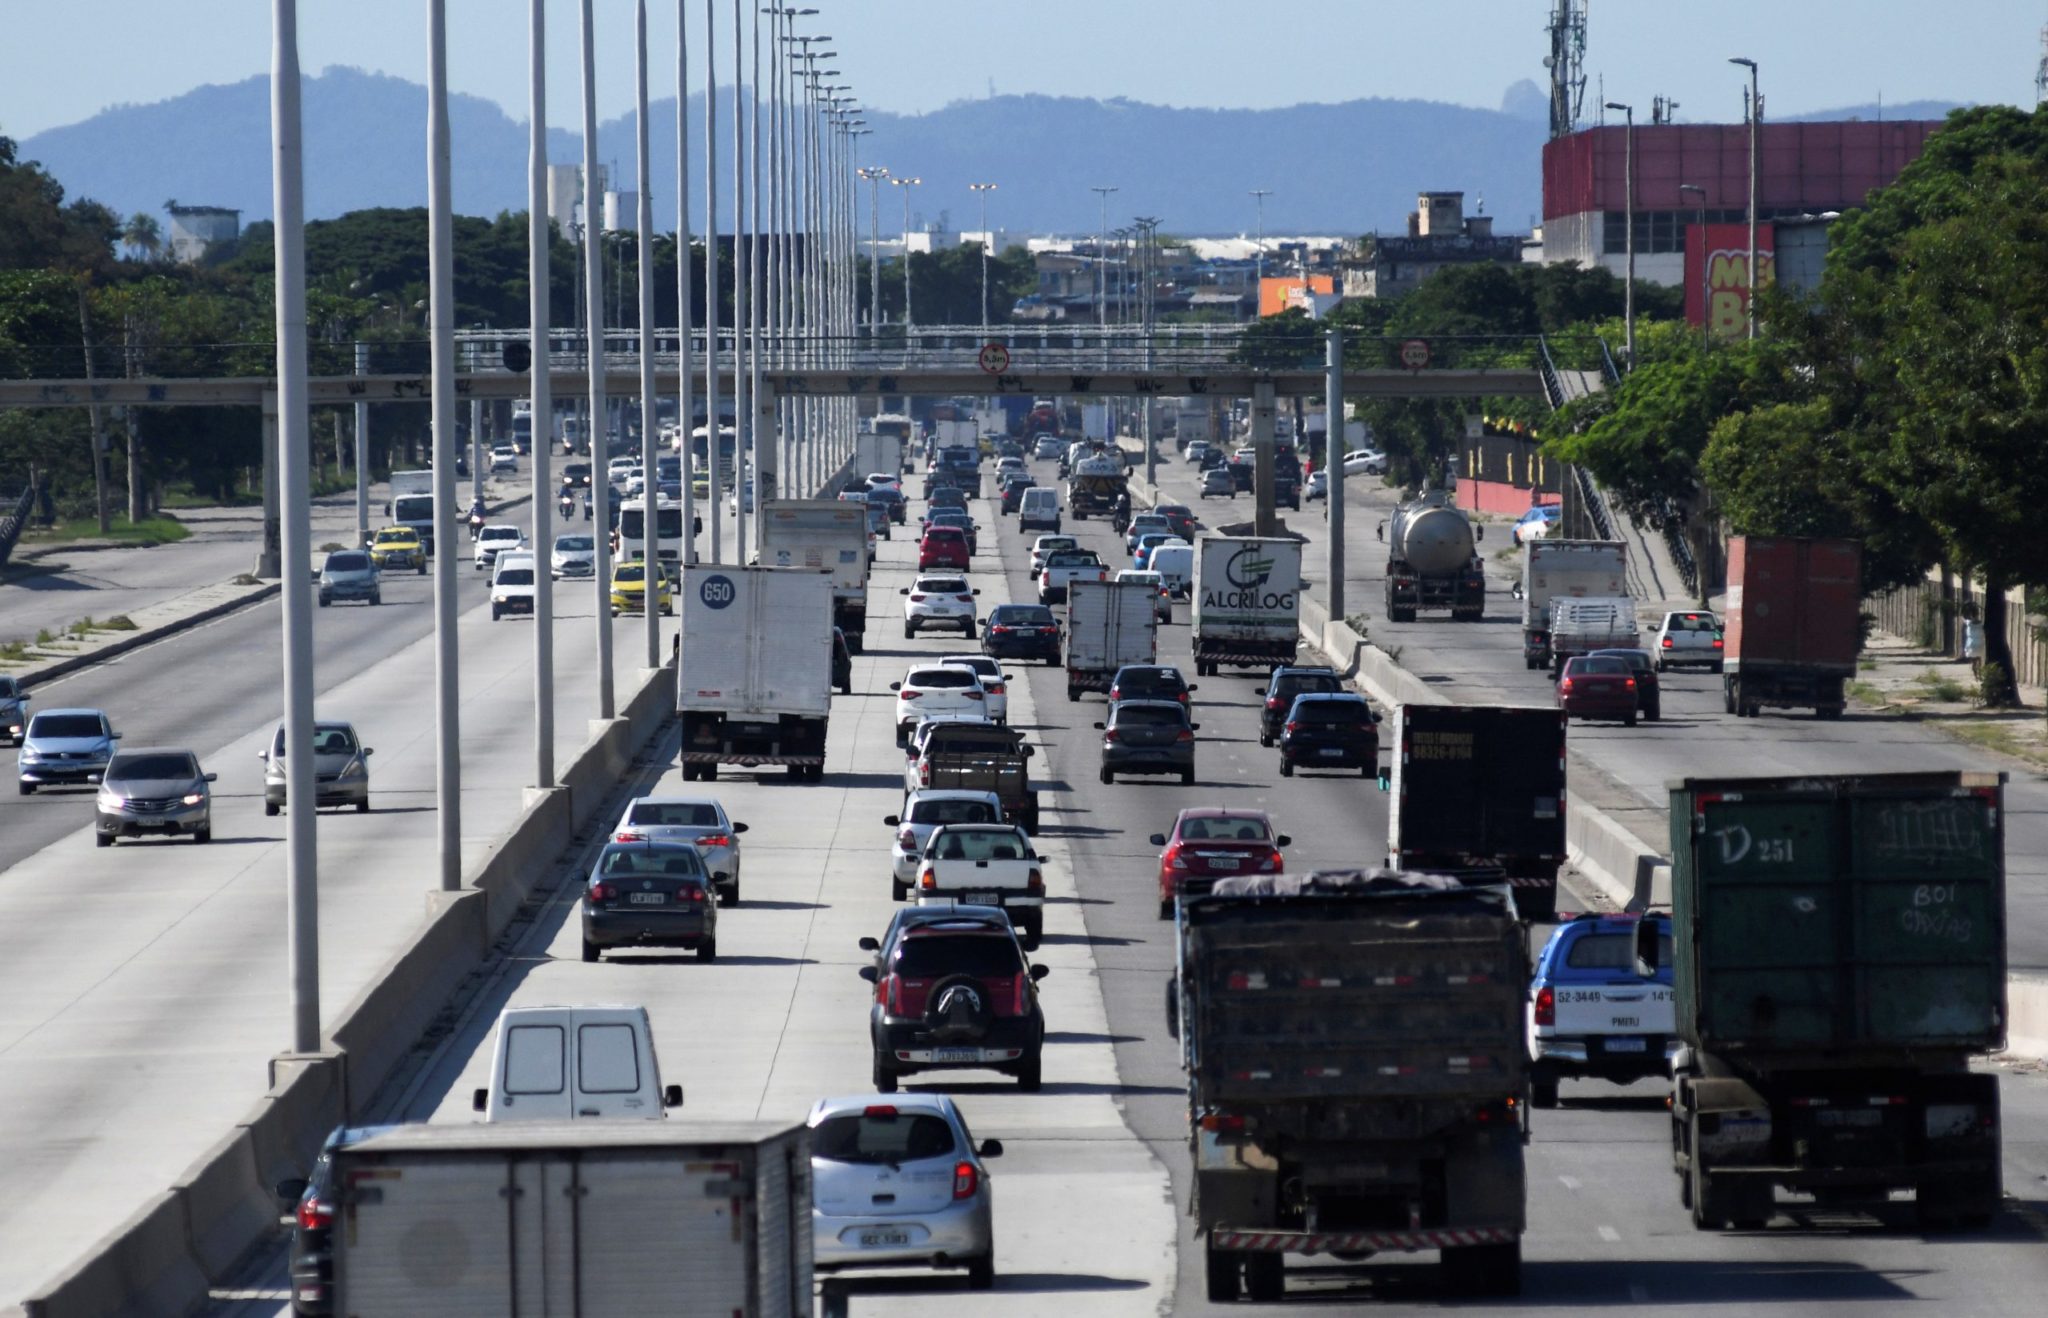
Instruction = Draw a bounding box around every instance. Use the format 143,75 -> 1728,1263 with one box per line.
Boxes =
13,66 -> 1964,239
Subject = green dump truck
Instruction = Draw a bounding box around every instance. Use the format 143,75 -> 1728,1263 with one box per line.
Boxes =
1658,772 -> 2007,1230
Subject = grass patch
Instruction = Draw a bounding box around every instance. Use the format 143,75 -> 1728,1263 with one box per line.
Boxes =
18,514 -> 191,548
1912,668 -> 1970,703
1343,612 -> 1373,633
1946,721 -> 2048,769
34,628 -> 56,645
1847,680 -> 1887,706
1858,659 -> 1877,672
0,640 -> 28,662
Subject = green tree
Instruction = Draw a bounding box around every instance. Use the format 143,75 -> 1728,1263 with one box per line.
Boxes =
121,213 -> 163,263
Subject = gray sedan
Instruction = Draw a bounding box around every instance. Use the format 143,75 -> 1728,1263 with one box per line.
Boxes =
1096,699 -> 1198,784
261,721 -> 373,815
611,795 -> 749,905
95,748 -> 215,846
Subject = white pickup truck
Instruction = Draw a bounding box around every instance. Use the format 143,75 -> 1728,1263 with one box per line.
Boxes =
912,822 -> 1046,948
1036,548 -> 1108,606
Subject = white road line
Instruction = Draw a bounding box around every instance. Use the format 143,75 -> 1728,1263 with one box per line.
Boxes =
1597,1224 -> 1621,1243
1558,1174 -> 1582,1191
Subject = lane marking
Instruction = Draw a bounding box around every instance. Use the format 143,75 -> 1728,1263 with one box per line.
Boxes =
1558,1174 -> 1581,1191
1597,1225 -> 1620,1243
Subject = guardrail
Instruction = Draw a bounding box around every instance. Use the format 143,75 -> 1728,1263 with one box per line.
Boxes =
0,482 -> 32,568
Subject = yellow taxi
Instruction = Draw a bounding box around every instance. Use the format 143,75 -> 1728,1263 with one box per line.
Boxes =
690,469 -> 711,502
609,558 -> 673,616
368,526 -> 426,574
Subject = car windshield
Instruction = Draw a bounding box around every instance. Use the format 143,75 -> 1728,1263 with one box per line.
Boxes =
1666,613 -> 1719,633
812,1111 -> 958,1166
31,714 -> 104,739
993,607 -> 1053,625
628,802 -> 723,828
615,565 -> 646,583
1178,815 -> 1271,842
909,798 -> 999,825
895,933 -> 1024,979
108,752 -> 197,780
374,530 -> 411,544
908,669 -> 976,688
555,536 -> 594,552
918,579 -> 969,593
0,677 -> 17,697
1570,657 -> 1631,676
927,828 -> 1028,861
600,847 -> 705,877
1565,930 -> 1673,971
496,568 -> 535,585
1114,705 -> 1187,727
1295,700 -> 1371,725
326,553 -> 371,572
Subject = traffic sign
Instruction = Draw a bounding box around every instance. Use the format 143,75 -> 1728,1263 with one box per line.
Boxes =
1398,338 -> 1431,371
977,341 -> 1011,375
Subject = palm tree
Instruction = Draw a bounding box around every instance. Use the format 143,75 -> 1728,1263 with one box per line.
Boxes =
122,213 -> 163,262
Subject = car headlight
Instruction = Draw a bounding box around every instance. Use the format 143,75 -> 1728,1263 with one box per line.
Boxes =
338,759 -> 366,780
182,792 -> 206,806
493,594 -> 508,603
98,790 -> 122,808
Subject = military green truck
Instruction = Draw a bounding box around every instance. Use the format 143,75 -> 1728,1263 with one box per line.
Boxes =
1654,771 -> 2007,1231
1170,870 -> 1527,1302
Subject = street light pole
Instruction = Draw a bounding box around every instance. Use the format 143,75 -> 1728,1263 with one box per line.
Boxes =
969,182 -> 996,332
703,0 -> 722,563
1250,188 -> 1272,287
1605,100 -> 1635,368
1091,185 -> 1117,328
858,166 -> 888,325
1680,182 -> 1708,342
676,0 -> 697,564
1730,57 -> 1761,339
892,175 -> 921,327
428,0 -> 466,888
580,0 -> 614,714
529,0 -> 555,784
637,0 -> 661,666
730,0 -> 749,563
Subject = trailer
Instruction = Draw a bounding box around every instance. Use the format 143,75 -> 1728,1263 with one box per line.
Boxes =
680,565 -> 835,781
759,499 -> 873,652
1064,578 -> 1158,700
1191,536 -> 1301,676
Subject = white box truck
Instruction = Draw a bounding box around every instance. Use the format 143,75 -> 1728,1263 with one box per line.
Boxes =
680,565 -> 834,782
386,470 -> 440,553
1191,536 -> 1302,677
1064,577 -> 1158,701
325,1121 -> 811,1318
854,430 -> 905,482
758,499 -> 873,651
1519,539 -> 1628,670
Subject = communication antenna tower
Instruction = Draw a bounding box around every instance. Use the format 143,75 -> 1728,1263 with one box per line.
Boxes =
2037,21 -> 2048,107
1544,0 -> 1589,139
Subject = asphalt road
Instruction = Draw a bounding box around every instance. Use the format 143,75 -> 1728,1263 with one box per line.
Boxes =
0,506 -> 679,1305
1140,450 -> 2048,974
211,453 -> 2048,1316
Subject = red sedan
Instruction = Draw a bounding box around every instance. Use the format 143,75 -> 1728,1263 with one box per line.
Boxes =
1556,655 -> 1639,726
1149,807 -> 1291,920
918,525 -> 970,570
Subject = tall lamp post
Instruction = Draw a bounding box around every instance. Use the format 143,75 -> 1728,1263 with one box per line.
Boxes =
969,182 -> 997,332
891,175 -> 921,327
858,166 -> 888,325
1679,183 -> 1708,341
1090,185 -> 1118,328
1604,100 -> 1635,368
1249,188 -> 1273,287
1730,57 -> 1761,339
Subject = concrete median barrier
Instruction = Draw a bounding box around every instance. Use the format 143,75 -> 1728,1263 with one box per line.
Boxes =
470,787 -> 574,933
169,1129 -> 272,1284
1565,800 -> 1670,913
19,1194 -> 203,1318
327,889 -> 493,1116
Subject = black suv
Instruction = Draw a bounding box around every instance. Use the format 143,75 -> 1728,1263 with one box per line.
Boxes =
1257,665 -> 1346,745
983,604 -> 1062,664
1277,692 -> 1380,778
1109,664 -> 1195,708
275,1124 -> 402,1316
999,471 -> 1034,513
859,911 -> 1049,1092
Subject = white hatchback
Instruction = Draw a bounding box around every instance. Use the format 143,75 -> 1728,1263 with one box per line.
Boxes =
808,1093 -> 1000,1288
901,575 -> 979,638
938,654 -> 1010,724
474,524 -> 525,570
1028,534 -> 1079,575
890,664 -> 988,746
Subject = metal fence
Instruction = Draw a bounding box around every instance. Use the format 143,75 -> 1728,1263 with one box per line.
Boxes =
0,481 -> 34,569
1866,576 -> 2048,690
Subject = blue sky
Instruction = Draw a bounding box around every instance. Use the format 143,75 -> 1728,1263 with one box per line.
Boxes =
3,0 -> 2038,140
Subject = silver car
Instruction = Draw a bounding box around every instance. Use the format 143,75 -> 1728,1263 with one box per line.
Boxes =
808,1092 -> 1001,1289
612,795 -> 748,904
261,720 -> 373,815
17,707 -> 120,794
883,789 -> 1005,901
0,676 -> 29,746
318,549 -> 381,607
95,748 -> 215,846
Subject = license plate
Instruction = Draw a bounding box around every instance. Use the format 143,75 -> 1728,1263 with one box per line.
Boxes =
859,1229 -> 911,1248
1208,857 -> 1239,871
1603,1037 -> 1647,1053
932,1047 -> 981,1064
966,891 -> 1000,906
1319,747 -> 1345,757
629,892 -> 666,905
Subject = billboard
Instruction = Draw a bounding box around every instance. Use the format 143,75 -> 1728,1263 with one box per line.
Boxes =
1686,224 -> 1775,339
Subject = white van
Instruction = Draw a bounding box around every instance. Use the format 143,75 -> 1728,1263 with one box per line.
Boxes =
490,552 -> 537,621
1149,543 -> 1195,599
471,1005 -> 682,1121
1018,487 -> 1062,533
615,496 -> 685,564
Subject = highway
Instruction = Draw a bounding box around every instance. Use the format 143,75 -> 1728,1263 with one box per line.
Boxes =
214,455 -> 2048,1315
0,499 -> 676,1305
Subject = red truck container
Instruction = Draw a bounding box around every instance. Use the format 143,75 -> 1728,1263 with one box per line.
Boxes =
1723,535 -> 1862,719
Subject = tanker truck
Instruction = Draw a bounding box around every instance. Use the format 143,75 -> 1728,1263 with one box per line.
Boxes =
1381,492 -> 1486,622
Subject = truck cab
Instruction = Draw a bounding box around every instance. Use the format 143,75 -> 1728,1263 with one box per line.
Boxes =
470,1005 -> 683,1121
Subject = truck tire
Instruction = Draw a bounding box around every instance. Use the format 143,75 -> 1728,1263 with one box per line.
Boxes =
1099,767 -> 1114,785
872,1051 -> 898,1093
1530,1067 -> 1560,1109
1203,1244 -> 1240,1303
1443,1241 -> 1520,1297
1023,797 -> 1041,834
1243,1252 -> 1283,1302
1068,685 -> 1080,702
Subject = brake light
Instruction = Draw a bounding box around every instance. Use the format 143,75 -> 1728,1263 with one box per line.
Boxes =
964,690 -> 983,701
1559,678 -> 1574,692
901,689 -> 923,700
1624,677 -> 1636,689
1164,844 -> 1189,871
680,887 -> 704,904
910,593 -> 927,602
918,762 -> 932,786
1284,721 -> 1301,734
296,1195 -> 334,1231
589,883 -> 614,903
1109,686 -> 1121,700
1177,728 -> 1194,742
694,833 -> 731,849
1660,636 -> 1673,648
613,831 -> 646,842
987,682 -> 1004,695
991,625 -> 1013,634
1102,728 -> 1119,742
864,1104 -> 898,1117
896,827 -> 918,851
1712,637 -> 1724,648
1027,869 -> 1044,893
1199,1113 -> 1247,1134
919,866 -> 937,891
1534,986 -> 1555,1026
1265,697 -> 1281,709
956,594 -> 974,603
1259,849 -> 1283,873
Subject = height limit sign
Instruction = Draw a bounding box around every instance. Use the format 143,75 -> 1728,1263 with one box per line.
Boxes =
978,341 -> 1012,375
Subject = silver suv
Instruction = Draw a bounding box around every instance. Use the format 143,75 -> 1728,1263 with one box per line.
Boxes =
18,707 -> 120,794
261,721 -> 373,815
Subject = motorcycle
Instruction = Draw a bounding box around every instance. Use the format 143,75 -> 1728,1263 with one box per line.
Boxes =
467,509 -> 486,541
1110,507 -> 1132,535
559,493 -> 576,520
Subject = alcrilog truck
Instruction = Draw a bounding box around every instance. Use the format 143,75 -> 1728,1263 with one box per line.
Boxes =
1171,871 -> 1528,1302
1191,536 -> 1302,677
680,565 -> 835,782
1657,771 -> 2007,1231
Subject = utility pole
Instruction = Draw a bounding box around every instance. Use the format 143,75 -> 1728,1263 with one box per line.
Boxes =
858,166 -> 888,325
1680,183 -> 1708,341
1604,100 -> 1635,367
581,0 -> 615,714
703,0 -> 722,562
892,175 -> 921,326
1325,326 -> 1345,624
637,0 -> 661,665
677,0 -> 697,564
1250,188 -> 1273,288
969,182 -> 997,331
1091,185 -> 1118,327
1731,57 -> 1760,339
528,0 -> 555,785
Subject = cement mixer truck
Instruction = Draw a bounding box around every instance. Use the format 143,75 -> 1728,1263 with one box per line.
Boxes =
1381,493 -> 1486,622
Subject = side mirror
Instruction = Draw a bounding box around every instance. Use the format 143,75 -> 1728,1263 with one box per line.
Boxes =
1021,745 -> 1035,758
1186,683 -> 1199,692
731,822 -> 748,834
1029,964 -> 1051,982
472,1087 -> 488,1112
1148,833 -> 1168,847
1377,769 -> 1391,792
882,815 -> 900,828
1635,921 -> 1662,977
973,588 -> 981,596
889,682 -> 903,692
203,772 -> 218,783
899,587 -> 910,595
1191,723 -> 1202,731
662,1084 -> 684,1108
978,1138 -> 1005,1158
1093,722 -> 1106,730
110,731 -> 123,740
363,748 -> 374,756
858,936 -> 880,952
273,1177 -> 310,1212
1276,834 -> 1293,847
712,871 -> 731,883
858,965 -> 879,983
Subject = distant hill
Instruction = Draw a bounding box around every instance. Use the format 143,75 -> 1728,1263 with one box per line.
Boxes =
12,68 -> 1971,239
